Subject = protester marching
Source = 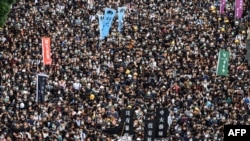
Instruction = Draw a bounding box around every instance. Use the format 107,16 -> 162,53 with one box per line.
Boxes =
0,0 -> 250,141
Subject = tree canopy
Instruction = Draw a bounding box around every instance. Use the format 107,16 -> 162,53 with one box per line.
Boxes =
0,0 -> 16,27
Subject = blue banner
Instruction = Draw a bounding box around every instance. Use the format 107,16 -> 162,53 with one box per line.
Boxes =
102,8 -> 117,38
98,14 -> 104,40
118,7 -> 127,32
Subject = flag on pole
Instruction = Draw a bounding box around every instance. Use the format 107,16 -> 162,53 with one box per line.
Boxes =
36,74 -> 48,103
118,7 -> 127,32
216,49 -> 230,76
42,37 -> 52,65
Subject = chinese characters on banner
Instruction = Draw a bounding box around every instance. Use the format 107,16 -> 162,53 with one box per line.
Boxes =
235,0 -> 244,19
36,74 -> 48,103
102,8 -> 116,39
42,37 -> 52,65
220,0 -> 227,14
121,109 -> 135,136
216,49 -> 230,76
155,108 -> 169,138
144,120 -> 156,141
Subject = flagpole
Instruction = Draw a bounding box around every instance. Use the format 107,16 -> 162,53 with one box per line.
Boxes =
120,122 -> 126,136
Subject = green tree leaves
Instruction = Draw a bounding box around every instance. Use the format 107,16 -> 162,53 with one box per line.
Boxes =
0,0 -> 16,27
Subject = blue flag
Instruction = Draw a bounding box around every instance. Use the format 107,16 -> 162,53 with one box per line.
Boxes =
118,7 -> 127,32
102,8 -> 117,38
98,14 -> 104,40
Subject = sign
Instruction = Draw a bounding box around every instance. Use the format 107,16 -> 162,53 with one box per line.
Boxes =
224,125 -> 250,140
36,74 -> 48,103
144,120 -> 156,141
216,49 -> 229,76
42,37 -> 52,65
155,108 -> 169,138
121,109 -> 134,136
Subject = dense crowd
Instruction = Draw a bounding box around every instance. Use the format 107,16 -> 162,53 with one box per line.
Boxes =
0,0 -> 250,140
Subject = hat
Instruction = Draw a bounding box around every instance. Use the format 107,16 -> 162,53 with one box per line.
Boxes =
127,105 -> 132,108
125,69 -> 130,74
224,19 -> 229,23
20,103 -> 25,109
133,72 -> 138,76
235,39 -> 239,43
221,28 -> 225,32
210,6 -> 216,11
133,25 -> 138,31
242,31 -> 246,34
90,94 -> 95,100
171,40 -> 175,45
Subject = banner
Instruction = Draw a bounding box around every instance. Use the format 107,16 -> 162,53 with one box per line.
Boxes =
155,108 -> 169,138
144,120 -> 156,141
216,49 -> 230,76
42,37 -> 52,65
118,7 -> 127,32
235,0 -> 243,19
121,109 -> 134,136
220,0 -> 227,14
98,14 -> 104,40
239,0 -> 244,18
102,8 -> 117,38
36,74 -> 48,103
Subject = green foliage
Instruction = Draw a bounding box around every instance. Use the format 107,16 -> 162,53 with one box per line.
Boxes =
0,0 -> 15,27
1,0 -> 16,4
0,1 -> 10,17
0,15 -> 7,28
6,0 -> 16,4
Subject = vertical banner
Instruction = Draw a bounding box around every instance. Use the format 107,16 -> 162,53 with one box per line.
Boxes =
42,37 -> 52,65
144,120 -> 156,141
102,8 -> 117,38
220,0 -> 227,14
98,14 -> 104,40
216,49 -> 230,76
235,0 -> 243,19
155,108 -> 169,138
121,109 -> 135,136
118,7 -> 127,32
36,74 -> 48,103
239,0 -> 244,18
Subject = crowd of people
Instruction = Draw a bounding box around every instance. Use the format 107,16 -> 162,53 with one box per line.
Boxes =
0,0 -> 250,140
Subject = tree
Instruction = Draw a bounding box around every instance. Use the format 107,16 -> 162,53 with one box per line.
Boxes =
0,0 -> 16,27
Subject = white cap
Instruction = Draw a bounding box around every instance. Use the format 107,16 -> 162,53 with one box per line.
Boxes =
20,103 -> 25,108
